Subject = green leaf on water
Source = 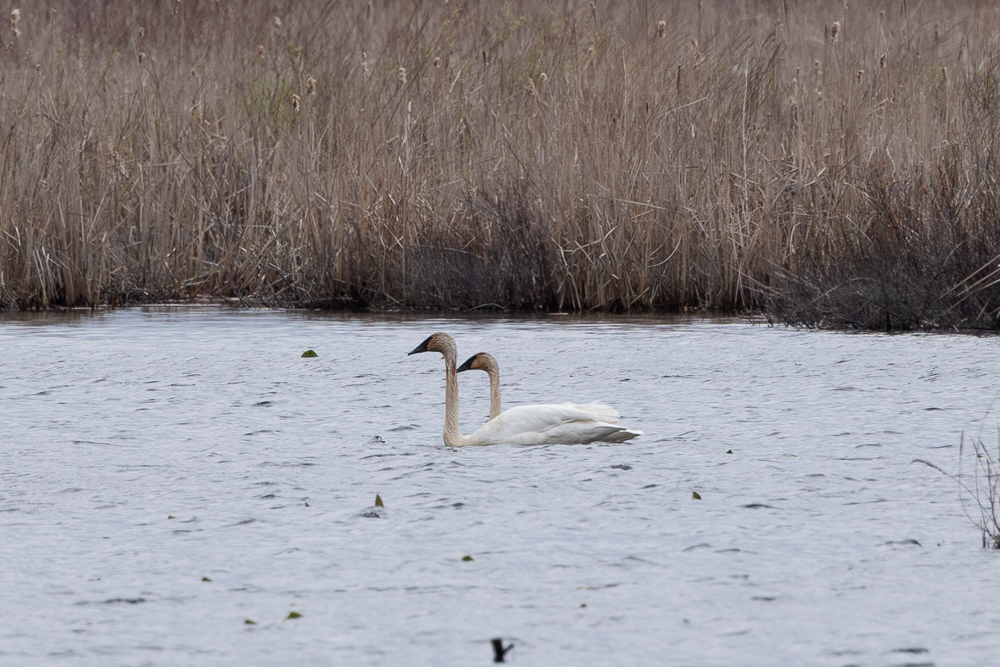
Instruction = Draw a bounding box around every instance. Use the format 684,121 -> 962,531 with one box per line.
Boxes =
301,349 -> 318,358
375,494 -> 384,507
286,611 -> 302,620
244,619 -> 257,625
692,491 -> 702,500
304,502 -> 310,507
579,603 -> 587,608
461,555 -> 474,561
201,576 -> 212,582
726,449 -> 733,454
167,515 -> 175,519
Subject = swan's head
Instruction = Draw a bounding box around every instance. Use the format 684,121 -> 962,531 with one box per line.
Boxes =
457,352 -> 499,374
408,332 -> 455,357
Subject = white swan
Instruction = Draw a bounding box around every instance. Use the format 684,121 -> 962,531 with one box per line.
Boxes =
458,351 -> 633,428
408,333 -> 642,446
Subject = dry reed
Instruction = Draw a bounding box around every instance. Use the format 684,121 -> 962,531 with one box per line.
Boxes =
2,1 -> 1000,326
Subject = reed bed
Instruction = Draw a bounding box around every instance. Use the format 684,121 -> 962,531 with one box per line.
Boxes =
3,1 -> 1000,327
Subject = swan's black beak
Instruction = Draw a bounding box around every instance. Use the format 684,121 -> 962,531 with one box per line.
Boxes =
408,335 -> 433,356
457,354 -> 478,373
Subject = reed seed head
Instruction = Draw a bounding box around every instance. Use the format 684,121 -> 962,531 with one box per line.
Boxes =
482,50 -> 488,66
10,8 -> 20,37
879,53 -> 886,69
291,93 -> 300,111
942,67 -> 948,84
813,59 -> 821,75
398,66 -> 406,85
856,69 -> 863,83
306,77 -> 316,95
539,72 -> 547,84
137,26 -> 145,39
257,44 -> 264,57
830,21 -> 840,44
657,20 -> 666,38
433,56 -> 440,68
273,16 -> 281,28
139,52 -> 145,63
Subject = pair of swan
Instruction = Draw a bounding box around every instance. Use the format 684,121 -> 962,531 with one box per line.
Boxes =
408,332 -> 642,446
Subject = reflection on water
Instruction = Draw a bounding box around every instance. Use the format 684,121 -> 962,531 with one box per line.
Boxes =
1,307 -> 999,666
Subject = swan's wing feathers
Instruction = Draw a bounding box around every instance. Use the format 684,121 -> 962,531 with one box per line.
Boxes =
564,402 -> 620,424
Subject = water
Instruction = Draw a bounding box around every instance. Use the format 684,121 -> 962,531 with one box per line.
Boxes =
1,307 -> 999,666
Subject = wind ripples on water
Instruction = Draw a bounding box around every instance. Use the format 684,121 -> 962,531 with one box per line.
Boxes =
1,307 -> 999,665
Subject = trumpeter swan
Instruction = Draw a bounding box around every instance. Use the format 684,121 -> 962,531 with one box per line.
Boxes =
458,351 -> 636,431
409,333 -> 642,446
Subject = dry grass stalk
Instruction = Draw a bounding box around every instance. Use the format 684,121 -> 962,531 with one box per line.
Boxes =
916,429 -> 1000,550
0,1 -> 998,324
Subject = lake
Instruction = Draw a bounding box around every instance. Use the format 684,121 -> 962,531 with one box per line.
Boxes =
1,307 -> 998,666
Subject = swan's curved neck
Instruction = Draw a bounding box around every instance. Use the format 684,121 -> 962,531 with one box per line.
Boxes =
486,363 -> 502,420
441,343 -> 469,447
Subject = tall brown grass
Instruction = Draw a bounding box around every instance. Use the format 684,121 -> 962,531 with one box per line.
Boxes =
3,1 -> 1000,326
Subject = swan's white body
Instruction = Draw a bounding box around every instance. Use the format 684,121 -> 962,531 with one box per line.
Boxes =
463,402 -> 640,446
409,335 -> 642,447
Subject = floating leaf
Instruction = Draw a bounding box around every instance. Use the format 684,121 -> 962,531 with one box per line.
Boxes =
304,502 -> 310,507
167,515 -> 175,520
726,450 -> 733,454
286,611 -> 302,620
579,603 -> 587,608
201,576 -> 212,582
244,619 -> 257,625
301,350 -> 318,358
461,555 -> 474,561
374,494 -> 384,507
692,491 -> 702,500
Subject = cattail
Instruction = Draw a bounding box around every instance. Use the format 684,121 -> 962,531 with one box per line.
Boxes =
657,20 -> 666,38
433,57 -> 440,68
856,69 -> 863,83
398,66 -> 406,85
879,53 -> 886,69
482,50 -> 488,66
690,38 -> 698,50
366,1 -> 371,21
830,21 -> 840,44
942,67 -> 948,84
306,77 -> 316,95
257,44 -> 265,57
10,8 -> 20,38
139,52 -> 146,63
291,94 -> 300,111
137,26 -> 145,39
190,67 -> 196,78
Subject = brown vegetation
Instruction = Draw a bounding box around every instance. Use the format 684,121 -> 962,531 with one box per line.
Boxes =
3,1 -> 1000,327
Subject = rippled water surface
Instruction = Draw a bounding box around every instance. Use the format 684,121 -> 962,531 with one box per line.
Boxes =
2,308 -> 1000,666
